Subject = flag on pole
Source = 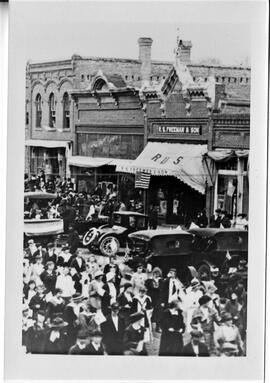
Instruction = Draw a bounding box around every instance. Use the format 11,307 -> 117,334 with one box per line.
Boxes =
135,172 -> 151,189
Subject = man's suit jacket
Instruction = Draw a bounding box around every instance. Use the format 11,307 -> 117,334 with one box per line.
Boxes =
160,278 -> 182,305
87,342 -> 105,355
70,257 -> 86,274
101,314 -> 125,355
183,341 -> 210,356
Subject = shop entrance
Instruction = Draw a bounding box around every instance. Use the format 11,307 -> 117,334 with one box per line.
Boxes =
148,176 -> 206,227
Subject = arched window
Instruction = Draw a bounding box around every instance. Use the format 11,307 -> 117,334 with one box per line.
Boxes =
63,92 -> 70,130
93,78 -> 109,92
49,93 -> 56,128
35,93 -> 42,128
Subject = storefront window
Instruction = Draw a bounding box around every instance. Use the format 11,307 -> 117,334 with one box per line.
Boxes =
216,175 -> 237,217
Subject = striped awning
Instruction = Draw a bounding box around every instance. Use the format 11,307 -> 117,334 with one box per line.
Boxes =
116,142 -> 208,194
25,139 -> 70,148
67,156 -> 133,168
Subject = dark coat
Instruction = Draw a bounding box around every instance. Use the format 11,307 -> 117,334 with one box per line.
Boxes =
68,230 -> 80,254
87,342 -> 105,355
26,324 -> 47,354
43,252 -> 57,266
40,270 -> 57,294
43,331 -> 69,354
145,278 -> 163,323
210,215 -> 221,228
220,216 -> 231,228
70,257 -> 86,274
69,344 -> 92,355
33,249 -> 47,264
101,314 -> 125,355
29,293 -> 47,314
183,341 -> 210,356
159,309 -> 186,356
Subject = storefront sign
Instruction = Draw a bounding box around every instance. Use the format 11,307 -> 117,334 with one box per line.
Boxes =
153,125 -> 202,135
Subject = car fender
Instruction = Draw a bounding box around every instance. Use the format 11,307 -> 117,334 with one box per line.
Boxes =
98,231 -> 121,244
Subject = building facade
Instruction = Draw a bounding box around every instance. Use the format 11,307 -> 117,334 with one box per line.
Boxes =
25,36 -> 250,222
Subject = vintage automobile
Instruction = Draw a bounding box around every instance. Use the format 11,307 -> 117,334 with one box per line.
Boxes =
82,211 -> 148,256
188,228 -> 248,280
128,229 -> 195,283
24,191 -> 64,244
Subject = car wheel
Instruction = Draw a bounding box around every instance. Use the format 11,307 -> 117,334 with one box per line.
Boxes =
82,227 -> 98,247
198,263 -> 211,281
99,236 -> 120,256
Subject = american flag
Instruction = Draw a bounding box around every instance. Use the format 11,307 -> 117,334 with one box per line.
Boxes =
135,172 -> 151,189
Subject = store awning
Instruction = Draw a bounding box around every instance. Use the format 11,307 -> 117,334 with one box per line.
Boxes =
67,156 -> 133,168
25,139 -> 70,148
116,142 -> 208,194
207,149 -> 249,161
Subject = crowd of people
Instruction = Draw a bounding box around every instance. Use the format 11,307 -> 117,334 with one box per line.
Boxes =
22,237 -> 247,357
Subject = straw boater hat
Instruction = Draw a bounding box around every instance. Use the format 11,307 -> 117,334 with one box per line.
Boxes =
49,317 -> 68,329
71,293 -> 85,303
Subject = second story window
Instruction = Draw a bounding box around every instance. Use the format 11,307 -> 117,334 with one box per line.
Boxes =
49,93 -> 56,128
63,92 -> 70,130
35,93 -> 42,128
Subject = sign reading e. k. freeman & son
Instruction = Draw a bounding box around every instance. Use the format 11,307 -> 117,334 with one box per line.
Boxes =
153,124 -> 202,135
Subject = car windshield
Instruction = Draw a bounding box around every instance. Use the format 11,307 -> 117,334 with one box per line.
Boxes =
113,214 -> 123,225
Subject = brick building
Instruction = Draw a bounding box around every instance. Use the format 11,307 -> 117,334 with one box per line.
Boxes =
25,35 -> 250,222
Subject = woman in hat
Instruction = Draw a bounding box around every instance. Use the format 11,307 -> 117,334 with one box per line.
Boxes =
184,278 -> 205,332
88,270 -> 106,311
214,312 -> 243,356
24,279 -> 37,305
159,300 -> 186,356
130,263 -> 147,295
40,260 -> 57,295
44,317 -> 69,354
192,294 -> 221,355
130,287 -> 152,335
123,312 -> 147,355
57,244 -> 73,268
145,267 -> 163,332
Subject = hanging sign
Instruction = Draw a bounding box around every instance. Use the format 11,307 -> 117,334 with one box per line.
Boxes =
153,124 -> 202,135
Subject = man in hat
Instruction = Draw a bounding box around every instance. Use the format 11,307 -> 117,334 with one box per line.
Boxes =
87,330 -> 105,355
100,302 -> 125,355
117,282 -> 134,326
29,284 -> 47,316
44,317 -> 69,354
33,243 -> 46,264
44,242 -> 57,266
160,268 -> 185,308
210,208 -> 222,228
70,249 -> 86,275
123,312 -> 147,355
104,254 -> 121,289
219,342 -> 239,357
25,239 -> 38,264
214,312 -> 243,355
69,330 -> 91,355
40,261 -> 57,294
88,270 -> 106,311
183,330 -> 210,356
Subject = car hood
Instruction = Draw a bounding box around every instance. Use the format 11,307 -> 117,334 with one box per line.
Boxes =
98,225 -> 127,235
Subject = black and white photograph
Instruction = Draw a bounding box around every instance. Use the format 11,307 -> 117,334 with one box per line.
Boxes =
3,0 -> 268,381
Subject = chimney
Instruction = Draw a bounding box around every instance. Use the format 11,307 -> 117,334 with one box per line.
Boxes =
138,37 -> 153,85
175,39 -> 192,64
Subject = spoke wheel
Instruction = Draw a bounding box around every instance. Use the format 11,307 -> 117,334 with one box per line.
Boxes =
99,236 -> 120,256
